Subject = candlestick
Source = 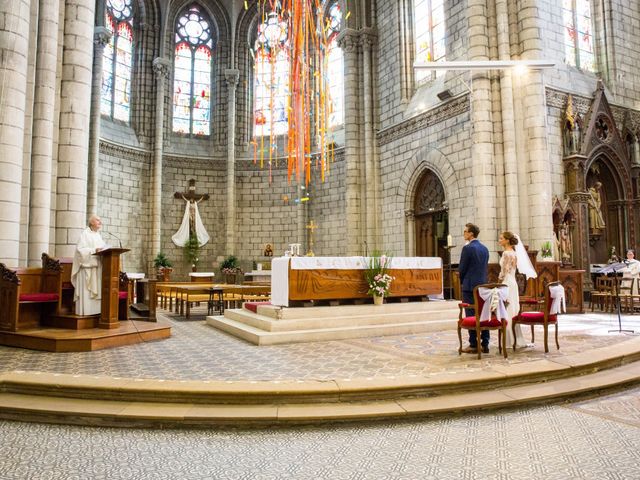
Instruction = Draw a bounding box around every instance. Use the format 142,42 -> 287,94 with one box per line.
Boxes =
447,234 -> 453,247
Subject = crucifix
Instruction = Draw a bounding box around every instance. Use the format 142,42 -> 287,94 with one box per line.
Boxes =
306,220 -> 318,256
171,179 -> 211,247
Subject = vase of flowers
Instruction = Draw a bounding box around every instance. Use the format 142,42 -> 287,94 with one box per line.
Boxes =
221,255 -> 243,284
540,241 -> 553,261
364,252 -> 394,305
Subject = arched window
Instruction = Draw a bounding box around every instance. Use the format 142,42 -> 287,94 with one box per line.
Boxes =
101,0 -> 134,122
253,11 -> 290,137
413,0 -> 445,84
172,4 -> 214,136
563,0 -> 594,71
326,2 -> 344,128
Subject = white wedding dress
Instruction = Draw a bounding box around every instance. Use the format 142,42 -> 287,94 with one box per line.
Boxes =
499,250 -> 526,348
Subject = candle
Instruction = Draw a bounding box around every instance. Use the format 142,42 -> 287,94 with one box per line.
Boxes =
447,234 -> 453,247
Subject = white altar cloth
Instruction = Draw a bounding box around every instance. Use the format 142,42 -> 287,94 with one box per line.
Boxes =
272,256 -> 443,307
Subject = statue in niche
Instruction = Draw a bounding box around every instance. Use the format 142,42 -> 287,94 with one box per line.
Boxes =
558,222 -> 573,265
563,95 -> 581,156
587,182 -> 606,233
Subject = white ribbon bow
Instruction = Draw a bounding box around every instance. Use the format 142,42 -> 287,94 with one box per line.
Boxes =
549,284 -> 566,315
478,286 -> 509,322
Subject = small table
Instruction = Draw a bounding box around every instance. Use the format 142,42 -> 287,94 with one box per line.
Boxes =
189,272 -> 215,283
208,287 -> 224,315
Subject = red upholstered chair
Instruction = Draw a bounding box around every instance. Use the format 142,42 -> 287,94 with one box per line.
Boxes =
457,283 -> 509,359
513,281 -> 563,353
118,272 -> 132,320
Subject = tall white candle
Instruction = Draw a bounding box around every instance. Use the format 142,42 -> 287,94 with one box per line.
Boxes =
447,234 -> 453,247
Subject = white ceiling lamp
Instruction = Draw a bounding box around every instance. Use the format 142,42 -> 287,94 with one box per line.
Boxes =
413,60 -> 556,71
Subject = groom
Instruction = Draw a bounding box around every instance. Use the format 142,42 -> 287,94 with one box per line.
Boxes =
458,223 -> 490,353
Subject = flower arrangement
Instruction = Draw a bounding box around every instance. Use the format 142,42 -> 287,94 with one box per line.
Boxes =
540,241 -> 553,259
364,253 -> 394,298
221,255 -> 243,275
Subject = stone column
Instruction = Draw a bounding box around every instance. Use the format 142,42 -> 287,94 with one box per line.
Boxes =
224,69 -> 239,256
87,26 -> 111,218
518,3 -> 553,251
28,0 -> 61,265
150,57 -> 170,266
338,29 -> 362,255
468,0 -> 497,253
495,0 -> 519,233
361,29 -> 379,249
404,209 -> 415,256
0,0 -> 30,265
55,0 -> 97,257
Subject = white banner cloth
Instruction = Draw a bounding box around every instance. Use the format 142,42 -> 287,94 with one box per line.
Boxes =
478,286 -> 509,322
549,284 -> 566,315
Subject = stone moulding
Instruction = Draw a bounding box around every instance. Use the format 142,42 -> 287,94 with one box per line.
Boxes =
377,94 -> 470,147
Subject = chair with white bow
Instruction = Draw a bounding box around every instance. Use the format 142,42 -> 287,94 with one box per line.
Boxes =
457,283 -> 509,359
513,281 -> 565,353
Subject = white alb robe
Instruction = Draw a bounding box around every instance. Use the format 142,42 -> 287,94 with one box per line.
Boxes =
71,228 -> 106,315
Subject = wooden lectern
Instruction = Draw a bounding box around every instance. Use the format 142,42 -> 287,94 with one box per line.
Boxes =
94,248 -> 130,329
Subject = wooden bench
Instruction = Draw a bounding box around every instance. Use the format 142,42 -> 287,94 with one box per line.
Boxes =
0,253 -> 62,332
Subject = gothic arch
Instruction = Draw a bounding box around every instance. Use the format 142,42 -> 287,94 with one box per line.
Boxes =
398,147 -> 460,213
397,147 -> 460,257
585,144 -> 632,200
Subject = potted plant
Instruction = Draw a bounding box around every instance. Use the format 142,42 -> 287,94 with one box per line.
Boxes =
153,252 -> 173,281
364,252 -> 395,305
184,233 -> 200,272
221,255 -> 243,284
540,241 -> 553,261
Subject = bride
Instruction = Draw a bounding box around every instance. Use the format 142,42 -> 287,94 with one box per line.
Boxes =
498,231 -> 537,349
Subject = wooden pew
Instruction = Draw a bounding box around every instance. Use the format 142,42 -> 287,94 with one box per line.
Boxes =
0,254 -> 62,332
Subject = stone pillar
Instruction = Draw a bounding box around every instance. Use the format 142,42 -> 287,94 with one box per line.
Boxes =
495,0 -> 519,233
0,0 -> 30,265
28,0 -> 61,265
224,69 -> 239,256
518,1 -> 553,252
55,0 -> 97,257
338,29 -> 362,255
150,57 -> 170,266
404,209 -> 415,256
87,26 -> 111,218
361,29 -> 379,249
468,0 -> 497,252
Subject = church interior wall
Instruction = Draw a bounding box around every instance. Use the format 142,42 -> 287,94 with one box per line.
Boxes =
161,155 -> 226,277
97,144 -> 152,272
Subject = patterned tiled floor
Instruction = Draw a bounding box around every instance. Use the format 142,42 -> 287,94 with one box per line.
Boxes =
0,386 -> 639,479
0,308 -> 639,381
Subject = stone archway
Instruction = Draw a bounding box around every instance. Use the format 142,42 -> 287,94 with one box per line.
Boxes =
413,169 -> 448,260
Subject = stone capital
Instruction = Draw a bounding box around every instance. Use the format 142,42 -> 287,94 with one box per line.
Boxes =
404,209 -> 415,220
359,28 -> 378,51
224,69 -> 240,88
94,26 -> 112,48
337,28 -> 360,53
152,57 -> 171,80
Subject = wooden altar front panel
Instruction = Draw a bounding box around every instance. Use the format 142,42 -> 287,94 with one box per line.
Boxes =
559,269 -> 585,313
288,267 -> 442,301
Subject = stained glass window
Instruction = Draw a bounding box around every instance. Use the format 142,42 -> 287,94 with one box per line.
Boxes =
172,5 -> 214,135
413,0 -> 446,84
327,2 -> 344,128
563,0 -> 594,71
101,0 -> 133,122
253,11 -> 290,137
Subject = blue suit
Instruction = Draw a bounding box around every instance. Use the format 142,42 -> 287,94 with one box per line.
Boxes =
458,239 -> 490,348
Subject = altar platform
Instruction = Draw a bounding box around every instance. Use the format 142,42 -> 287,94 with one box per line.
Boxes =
0,309 -> 639,427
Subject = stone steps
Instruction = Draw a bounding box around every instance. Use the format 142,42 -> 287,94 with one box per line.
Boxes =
206,301 -> 460,345
1,338 -> 639,426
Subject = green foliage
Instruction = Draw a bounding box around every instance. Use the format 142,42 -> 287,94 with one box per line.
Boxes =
540,241 -> 552,258
153,252 -> 172,268
221,255 -> 239,270
184,234 -> 200,265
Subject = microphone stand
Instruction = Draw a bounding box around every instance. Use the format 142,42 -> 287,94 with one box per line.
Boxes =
608,264 -> 634,334
104,230 -> 122,249
444,244 -> 456,300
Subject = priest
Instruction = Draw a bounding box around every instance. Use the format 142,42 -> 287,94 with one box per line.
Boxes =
71,215 -> 107,315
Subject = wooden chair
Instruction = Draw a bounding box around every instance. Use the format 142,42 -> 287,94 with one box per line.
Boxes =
589,276 -> 614,312
618,278 -> 637,313
513,281 -> 564,353
457,283 -> 509,359
118,272 -> 132,320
